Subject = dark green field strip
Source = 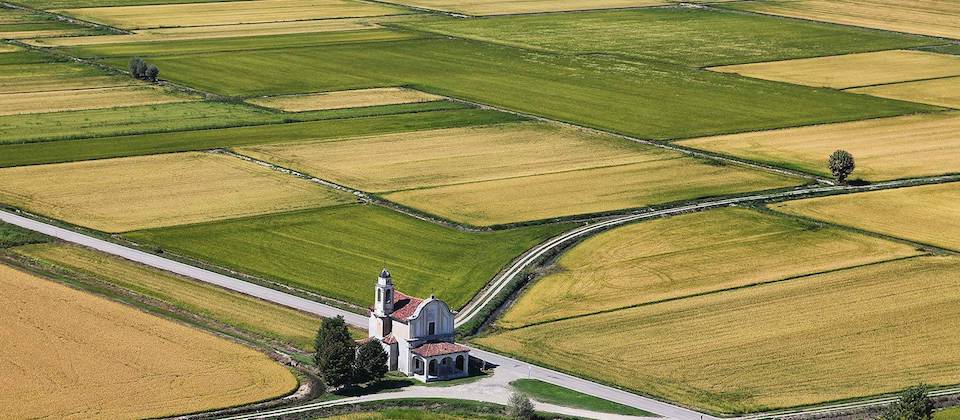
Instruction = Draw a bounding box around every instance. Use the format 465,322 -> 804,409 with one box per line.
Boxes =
0,100 -> 465,144
0,108 -> 521,167
63,29 -> 427,58
0,50 -> 58,65
0,221 -> 50,248
125,204 -> 570,310
918,44 -> 960,55
400,8 -> 939,67
116,37 -> 937,140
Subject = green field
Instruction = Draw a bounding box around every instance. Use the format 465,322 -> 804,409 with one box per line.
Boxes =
74,36 -> 936,140
938,407 -> 960,420
0,107 -> 520,167
510,379 -> 653,417
402,8 -> 938,67
0,222 -> 49,248
0,100 -> 464,144
125,205 -> 570,309
0,50 -> 56,65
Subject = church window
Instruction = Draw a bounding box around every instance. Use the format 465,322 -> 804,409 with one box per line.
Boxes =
428,321 -> 436,336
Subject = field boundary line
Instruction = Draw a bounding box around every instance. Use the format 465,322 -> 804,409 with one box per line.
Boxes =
840,74 -> 960,90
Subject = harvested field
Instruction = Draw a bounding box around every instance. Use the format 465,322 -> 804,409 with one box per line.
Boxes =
478,256 -> 960,414
0,63 -> 134,94
725,0 -> 960,41
709,50 -> 960,89
0,262 -> 297,419
0,10 -> 100,38
0,45 -> 18,53
12,243 -> 323,351
404,8 -> 937,67
499,207 -> 920,328
383,0 -> 733,16
125,204 -> 569,309
57,0 -> 406,30
679,112 -> 960,181
249,88 -> 444,112
773,182 -> 960,252
0,152 -> 354,232
0,86 -> 194,116
850,77 -> 960,109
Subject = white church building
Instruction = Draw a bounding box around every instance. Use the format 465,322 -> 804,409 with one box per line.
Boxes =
365,269 -> 470,382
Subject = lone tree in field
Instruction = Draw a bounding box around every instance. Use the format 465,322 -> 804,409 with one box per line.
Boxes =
353,339 -> 388,384
881,384 -> 934,420
508,391 -> 536,420
314,316 -> 356,388
828,149 -> 855,183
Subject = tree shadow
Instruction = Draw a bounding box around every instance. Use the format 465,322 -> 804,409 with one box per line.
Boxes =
334,378 -> 417,397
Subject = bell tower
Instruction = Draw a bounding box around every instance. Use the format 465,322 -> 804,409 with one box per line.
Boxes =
374,268 -> 394,317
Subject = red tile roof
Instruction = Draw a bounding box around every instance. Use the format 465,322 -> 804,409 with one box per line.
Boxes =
389,290 -> 423,323
382,334 -> 398,345
411,342 -> 469,358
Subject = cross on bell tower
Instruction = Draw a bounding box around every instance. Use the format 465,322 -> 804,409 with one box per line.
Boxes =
374,268 -> 394,317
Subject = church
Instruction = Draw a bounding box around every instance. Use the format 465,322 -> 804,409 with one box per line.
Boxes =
365,269 -> 470,382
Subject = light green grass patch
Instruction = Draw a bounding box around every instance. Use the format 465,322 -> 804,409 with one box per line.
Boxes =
511,379 -> 655,416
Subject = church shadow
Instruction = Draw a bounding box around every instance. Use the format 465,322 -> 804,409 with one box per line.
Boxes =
334,378 -> 417,397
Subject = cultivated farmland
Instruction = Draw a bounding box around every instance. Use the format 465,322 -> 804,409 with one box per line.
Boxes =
0,62 -> 134,94
124,204 -> 570,309
0,262 -> 297,419
725,0 -> 960,41
499,207 -> 921,328
12,243 -> 323,351
0,8 -> 102,38
478,256 -> 960,414
678,112 -> 960,181
240,123 -> 798,225
0,152 -> 354,232
850,77 -> 960,109
773,182 -> 960,252
381,0 -> 733,16
710,50 -> 960,89
0,85 -> 195,115
249,88 -> 444,112
57,0 -> 406,30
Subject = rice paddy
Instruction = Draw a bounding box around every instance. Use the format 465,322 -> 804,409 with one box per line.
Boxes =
240,123 -> 799,225
773,182 -> 960,252
0,85 -> 196,116
0,262 -> 297,419
499,207 -> 921,328
478,256 -> 960,414
0,152 -> 354,232
709,50 -> 960,89
849,76 -> 960,109
249,87 -> 444,112
678,112 -> 960,181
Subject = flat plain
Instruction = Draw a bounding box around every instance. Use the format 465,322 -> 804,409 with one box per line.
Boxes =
479,256 -> 960,414
0,152 -> 353,232
240,123 -> 799,225
0,262 -> 297,419
849,76 -> 960,109
125,204 -> 570,309
679,112 -> 960,181
249,87 -> 444,112
499,207 -> 921,328
724,0 -> 960,40
773,182 -> 960,252
0,86 -> 194,116
709,50 -> 960,89
382,0 -> 737,16
0,62 -> 134,94
12,243 -> 324,350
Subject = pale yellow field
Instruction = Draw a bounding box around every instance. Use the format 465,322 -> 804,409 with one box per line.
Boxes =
709,50 -> 960,89
0,152 -> 354,232
240,123 -> 797,225
0,86 -> 194,116
735,0 -> 960,40
249,87 -> 444,112
0,44 -> 18,53
0,262 -> 297,419
774,182 -> 960,252
58,0 -> 405,30
679,112 -> 960,181
500,207 -> 920,328
13,243 -> 323,350
850,76 -> 960,109
25,18 -> 381,47
479,256 -> 960,414
383,0 -> 735,16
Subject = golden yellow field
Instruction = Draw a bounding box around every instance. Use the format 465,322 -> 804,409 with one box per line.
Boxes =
58,0 -> 405,29
240,123 -> 797,225
13,243 -> 323,350
733,0 -> 960,40
774,182 -> 960,252
679,112 -> 960,181
850,76 -> 960,109
0,63 -> 134,94
0,152 -> 353,232
0,86 -> 194,116
709,50 -> 960,89
249,87 -> 444,112
383,0 -> 736,16
0,44 -> 18,53
0,262 -> 297,419
500,207 -> 920,328
479,256 -> 960,414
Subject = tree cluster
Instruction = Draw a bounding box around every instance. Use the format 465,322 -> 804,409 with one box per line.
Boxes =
128,57 -> 159,82
314,316 -> 388,389
880,384 -> 935,420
